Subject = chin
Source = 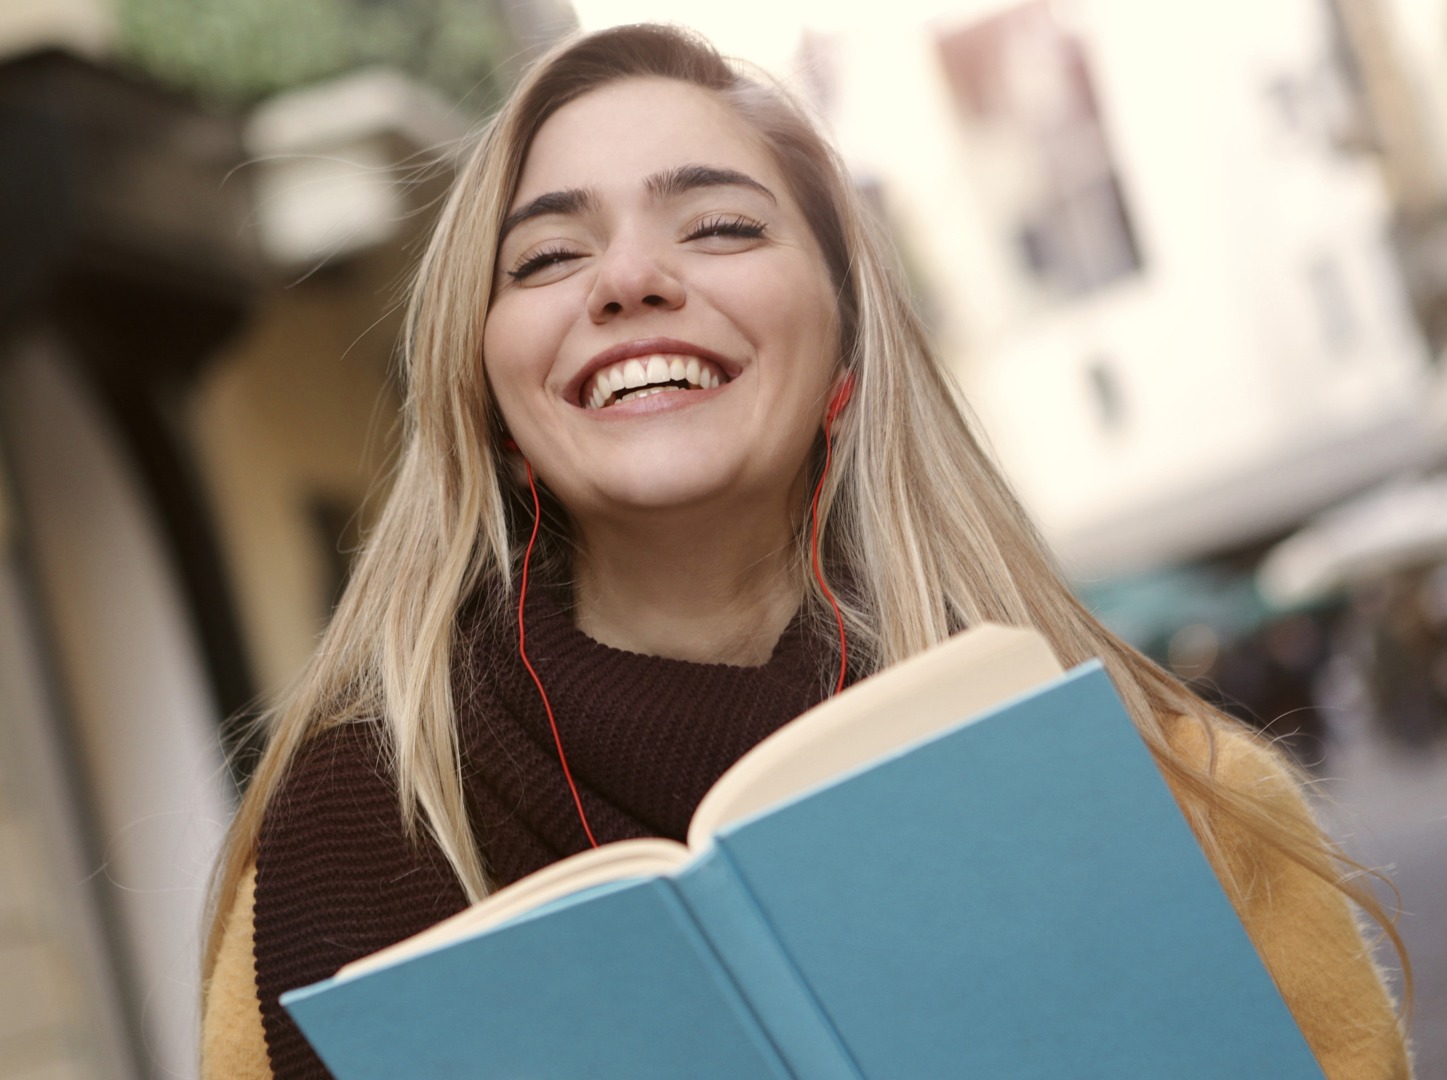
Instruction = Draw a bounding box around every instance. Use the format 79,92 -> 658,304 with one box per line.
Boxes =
565,462 -> 765,521
593,477 -> 737,515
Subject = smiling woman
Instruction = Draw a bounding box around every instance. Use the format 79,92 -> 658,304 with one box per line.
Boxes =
484,76 -> 840,661
200,23 -> 1412,1080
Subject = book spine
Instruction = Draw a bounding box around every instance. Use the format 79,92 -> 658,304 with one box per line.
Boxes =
674,847 -> 865,1080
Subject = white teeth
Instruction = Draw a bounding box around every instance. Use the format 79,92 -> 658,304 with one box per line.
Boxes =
584,354 -> 728,409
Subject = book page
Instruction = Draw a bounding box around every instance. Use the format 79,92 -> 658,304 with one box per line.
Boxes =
688,624 -> 1063,845
338,837 -> 689,978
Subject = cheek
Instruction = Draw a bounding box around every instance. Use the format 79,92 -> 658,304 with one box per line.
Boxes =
725,260 -> 837,358
481,304 -> 551,417
768,278 -> 841,393
483,280 -> 588,399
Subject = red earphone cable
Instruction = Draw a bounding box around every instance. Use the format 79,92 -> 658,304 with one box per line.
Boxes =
517,460 -> 600,849
518,383 -> 849,849
812,389 -> 850,696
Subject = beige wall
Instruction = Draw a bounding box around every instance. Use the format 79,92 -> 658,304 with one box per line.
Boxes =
192,263 -> 407,698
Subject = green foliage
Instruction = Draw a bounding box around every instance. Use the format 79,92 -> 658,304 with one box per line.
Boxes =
114,0 -> 511,111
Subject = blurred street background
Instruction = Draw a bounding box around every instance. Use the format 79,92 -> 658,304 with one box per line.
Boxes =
1,0 -> 1446,1075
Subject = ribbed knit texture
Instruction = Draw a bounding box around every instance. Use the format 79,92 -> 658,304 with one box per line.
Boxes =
254,586 -> 837,1078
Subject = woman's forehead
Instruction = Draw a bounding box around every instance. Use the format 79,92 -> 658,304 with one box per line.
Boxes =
512,78 -> 782,206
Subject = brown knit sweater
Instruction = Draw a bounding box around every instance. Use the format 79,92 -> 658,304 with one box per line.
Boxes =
253,587 -> 838,1078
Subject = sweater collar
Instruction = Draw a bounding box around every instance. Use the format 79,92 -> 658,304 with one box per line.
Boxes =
456,580 -> 835,869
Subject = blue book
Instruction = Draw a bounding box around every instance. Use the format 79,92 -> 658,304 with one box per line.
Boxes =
282,625 -> 1325,1078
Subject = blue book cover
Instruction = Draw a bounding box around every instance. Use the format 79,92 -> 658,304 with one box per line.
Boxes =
282,630 -> 1325,1079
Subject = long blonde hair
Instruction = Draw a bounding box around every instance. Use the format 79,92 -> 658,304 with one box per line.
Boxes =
206,23 -> 1405,987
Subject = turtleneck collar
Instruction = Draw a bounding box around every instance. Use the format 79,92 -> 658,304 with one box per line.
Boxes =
454,581 -> 838,885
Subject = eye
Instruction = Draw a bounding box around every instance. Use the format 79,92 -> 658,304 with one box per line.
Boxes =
507,243 -> 584,282
685,215 -> 767,245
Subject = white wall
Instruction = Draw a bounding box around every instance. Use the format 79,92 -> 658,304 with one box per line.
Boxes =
0,442 -> 138,1080
822,0 -> 1437,574
0,336 -> 233,1079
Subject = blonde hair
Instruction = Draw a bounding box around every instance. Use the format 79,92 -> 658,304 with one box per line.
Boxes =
205,23 -> 1405,990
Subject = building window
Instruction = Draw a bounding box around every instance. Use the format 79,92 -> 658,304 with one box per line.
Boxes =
1085,355 -> 1128,432
937,2 -> 1142,299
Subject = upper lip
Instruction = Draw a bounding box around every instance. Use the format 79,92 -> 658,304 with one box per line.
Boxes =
566,337 -> 738,406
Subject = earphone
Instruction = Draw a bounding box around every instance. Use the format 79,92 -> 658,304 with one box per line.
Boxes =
516,457 -> 601,847
512,368 -> 855,848
812,372 -> 854,696
825,371 -> 854,425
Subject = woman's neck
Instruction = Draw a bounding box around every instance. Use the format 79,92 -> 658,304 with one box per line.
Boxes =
571,510 -> 801,666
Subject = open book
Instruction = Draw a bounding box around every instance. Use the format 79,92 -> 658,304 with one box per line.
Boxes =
282,624 -> 1324,1079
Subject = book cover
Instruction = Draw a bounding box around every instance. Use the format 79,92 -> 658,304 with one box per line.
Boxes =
282,638 -> 1325,1079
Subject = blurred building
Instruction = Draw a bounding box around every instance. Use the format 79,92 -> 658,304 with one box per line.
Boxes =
1339,0 -> 1447,350
0,2 -> 569,1077
813,0 -> 1447,581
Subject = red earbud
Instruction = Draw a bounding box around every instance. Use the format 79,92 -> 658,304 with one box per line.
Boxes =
826,372 -> 855,424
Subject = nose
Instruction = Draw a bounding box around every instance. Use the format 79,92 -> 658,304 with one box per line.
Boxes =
586,238 -> 685,322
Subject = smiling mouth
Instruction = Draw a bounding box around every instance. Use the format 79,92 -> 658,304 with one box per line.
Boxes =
582,354 -> 729,410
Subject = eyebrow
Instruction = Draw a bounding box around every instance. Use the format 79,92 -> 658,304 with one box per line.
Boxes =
499,165 -> 776,241
646,164 -> 776,204
499,188 -> 598,242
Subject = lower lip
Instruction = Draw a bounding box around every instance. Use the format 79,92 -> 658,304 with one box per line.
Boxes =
582,382 -> 727,418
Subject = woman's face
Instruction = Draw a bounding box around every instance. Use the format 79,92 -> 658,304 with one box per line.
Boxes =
483,77 -> 839,530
